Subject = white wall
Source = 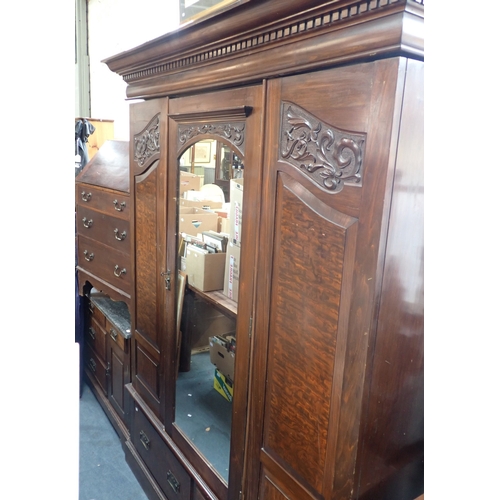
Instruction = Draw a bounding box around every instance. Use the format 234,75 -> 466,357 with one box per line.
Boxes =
87,0 -> 180,140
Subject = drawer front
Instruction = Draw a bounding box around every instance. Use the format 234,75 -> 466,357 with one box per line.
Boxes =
132,404 -> 191,500
106,320 -> 127,352
77,205 -> 131,255
77,235 -> 131,293
76,183 -> 130,221
86,316 -> 107,361
88,300 -> 106,327
85,342 -> 108,396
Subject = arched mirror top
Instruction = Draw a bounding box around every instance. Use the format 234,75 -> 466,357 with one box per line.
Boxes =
174,105 -> 252,158
178,134 -> 245,161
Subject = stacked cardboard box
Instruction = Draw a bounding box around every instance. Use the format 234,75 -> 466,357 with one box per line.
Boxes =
209,334 -> 235,381
183,244 -> 226,292
213,369 -> 233,402
223,178 -> 244,302
178,207 -> 218,236
179,172 -> 202,195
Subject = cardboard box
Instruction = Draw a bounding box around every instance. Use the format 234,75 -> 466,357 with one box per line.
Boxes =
229,178 -> 244,246
179,172 -> 202,194
219,217 -> 230,234
179,199 -> 223,210
179,208 -> 218,235
223,242 -> 241,302
213,368 -> 233,402
209,335 -> 235,381
184,244 -> 226,291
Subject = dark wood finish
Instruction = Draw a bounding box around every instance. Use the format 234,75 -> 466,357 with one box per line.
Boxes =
128,97 -> 168,421
166,84 -> 264,500
187,285 -> 237,319
132,402 -> 193,500
99,2 -> 424,499
76,140 -> 132,306
86,315 -> 107,361
77,139 -> 130,193
83,292 -> 132,431
76,205 -> 130,253
84,342 -> 108,396
356,57 -> 424,500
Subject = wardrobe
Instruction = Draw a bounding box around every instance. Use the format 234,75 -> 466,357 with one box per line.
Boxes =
78,1 -> 424,499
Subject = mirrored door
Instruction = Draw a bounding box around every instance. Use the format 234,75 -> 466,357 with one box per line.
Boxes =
174,138 -> 244,484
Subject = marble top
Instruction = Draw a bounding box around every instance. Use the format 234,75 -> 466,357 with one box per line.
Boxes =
90,291 -> 131,339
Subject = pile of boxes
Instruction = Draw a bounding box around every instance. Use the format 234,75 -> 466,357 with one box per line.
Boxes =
179,174 -> 244,401
179,176 -> 244,303
209,334 -> 235,402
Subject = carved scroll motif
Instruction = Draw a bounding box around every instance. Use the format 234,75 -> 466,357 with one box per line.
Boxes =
178,122 -> 245,153
134,114 -> 160,166
280,102 -> 366,193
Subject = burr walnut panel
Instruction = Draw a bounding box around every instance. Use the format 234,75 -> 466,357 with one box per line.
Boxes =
262,172 -> 358,496
135,163 -> 160,349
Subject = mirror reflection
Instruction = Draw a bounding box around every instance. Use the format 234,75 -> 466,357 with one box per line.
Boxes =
175,138 -> 243,483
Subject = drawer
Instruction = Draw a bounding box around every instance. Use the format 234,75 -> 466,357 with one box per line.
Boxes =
86,316 -> 107,361
85,342 -> 108,396
77,205 -> 130,255
132,404 -> 191,500
76,183 -> 130,221
77,235 -> 131,293
88,299 -> 106,327
106,319 -> 127,352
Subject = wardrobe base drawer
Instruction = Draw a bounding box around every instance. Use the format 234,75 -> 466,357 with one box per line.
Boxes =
84,342 -> 108,396
132,404 -> 191,500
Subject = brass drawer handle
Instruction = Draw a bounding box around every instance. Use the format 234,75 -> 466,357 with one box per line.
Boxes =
114,228 -> 127,241
88,327 -> 96,341
114,265 -> 126,277
113,199 -> 126,212
88,357 -> 96,373
110,329 -> 118,342
82,217 -> 93,228
83,250 -> 94,262
139,430 -> 150,451
81,191 -> 92,202
167,471 -> 180,494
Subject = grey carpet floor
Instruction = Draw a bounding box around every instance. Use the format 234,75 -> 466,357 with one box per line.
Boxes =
79,382 -> 148,500
175,351 -> 232,482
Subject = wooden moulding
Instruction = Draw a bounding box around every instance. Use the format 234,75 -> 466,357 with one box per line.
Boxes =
103,0 -> 424,99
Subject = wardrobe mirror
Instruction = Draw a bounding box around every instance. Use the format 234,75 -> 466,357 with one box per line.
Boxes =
174,138 -> 243,483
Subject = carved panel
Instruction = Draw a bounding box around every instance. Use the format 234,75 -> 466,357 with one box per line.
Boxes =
134,114 -> 160,166
280,102 -> 366,193
178,122 -> 246,154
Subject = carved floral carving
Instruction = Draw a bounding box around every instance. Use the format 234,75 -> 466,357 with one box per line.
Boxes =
280,102 -> 366,193
178,122 -> 245,152
134,114 -> 160,166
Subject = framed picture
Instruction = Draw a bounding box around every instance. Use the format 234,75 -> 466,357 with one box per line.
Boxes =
194,142 -> 211,163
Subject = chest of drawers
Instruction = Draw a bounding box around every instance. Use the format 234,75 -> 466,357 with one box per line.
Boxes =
76,140 -> 131,305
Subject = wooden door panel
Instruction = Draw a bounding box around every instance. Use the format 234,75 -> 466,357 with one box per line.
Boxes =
130,97 -> 168,421
262,172 -> 358,497
258,470 -> 293,500
135,163 -> 160,348
249,59 -> 404,500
